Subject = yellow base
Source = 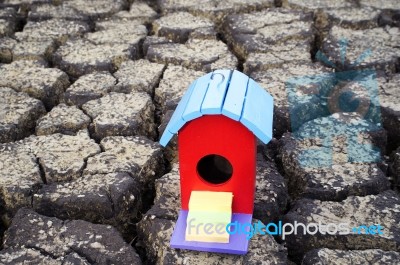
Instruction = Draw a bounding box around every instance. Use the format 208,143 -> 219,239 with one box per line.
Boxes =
185,191 -> 233,243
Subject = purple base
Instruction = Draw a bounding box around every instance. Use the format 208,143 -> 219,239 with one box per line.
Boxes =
170,210 -> 252,255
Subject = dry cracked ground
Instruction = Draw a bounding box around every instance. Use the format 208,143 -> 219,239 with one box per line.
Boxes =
0,0 -> 399,264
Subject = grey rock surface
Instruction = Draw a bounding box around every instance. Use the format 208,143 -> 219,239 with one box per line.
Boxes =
390,147 -> 400,191
282,0 -> 354,10
378,10 -> 400,28
0,36 -> 56,63
84,136 -> 164,187
53,39 -> 136,79
243,40 -> 312,74
280,112 -> 389,201
112,2 -> 157,24
158,0 -> 274,24
144,164 -> 180,220
302,248 -> 400,265
16,19 -> 90,45
62,0 -> 128,20
0,7 -> 17,37
189,26 -> 218,40
0,87 -> 46,143
87,20 -> 147,52
113,59 -> 165,95
0,150 -> 42,218
152,12 -> 214,43
379,74 -> 400,149
64,72 -> 117,107
94,19 -> 141,31
0,20 -> 15,38
1,130 -> 100,185
0,57 -> 48,68
82,92 -> 156,140
0,37 -> 16,63
28,3 -> 90,21
223,9 -> 314,60
1,247 -> 82,264
360,0 -> 400,10
254,154 -> 288,223
35,103 -> 90,136
324,7 -> 380,30
146,38 -> 237,72
1,208 -> 142,264
142,35 -> 173,55
34,132 -> 100,183
321,26 -> 400,74
1,0 -> 50,8
0,133 -> 163,240
284,190 -> 400,260
33,172 -> 141,238
0,61 -> 70,108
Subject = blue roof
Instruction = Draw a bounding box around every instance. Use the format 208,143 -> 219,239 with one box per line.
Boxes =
159,69 -> 274,146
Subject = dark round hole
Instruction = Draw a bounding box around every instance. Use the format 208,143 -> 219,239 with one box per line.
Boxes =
196,154 -> 233,185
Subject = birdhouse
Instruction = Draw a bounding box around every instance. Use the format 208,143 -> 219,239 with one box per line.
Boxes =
160,69 -> 274,254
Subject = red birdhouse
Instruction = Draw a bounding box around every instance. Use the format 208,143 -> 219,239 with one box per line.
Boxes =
160,69 -> 274,254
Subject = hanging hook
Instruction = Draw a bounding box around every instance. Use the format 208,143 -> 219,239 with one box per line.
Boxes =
210,72 -> 225,88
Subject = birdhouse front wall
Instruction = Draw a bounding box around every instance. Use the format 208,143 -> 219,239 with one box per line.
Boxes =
178,115 -> 256,214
